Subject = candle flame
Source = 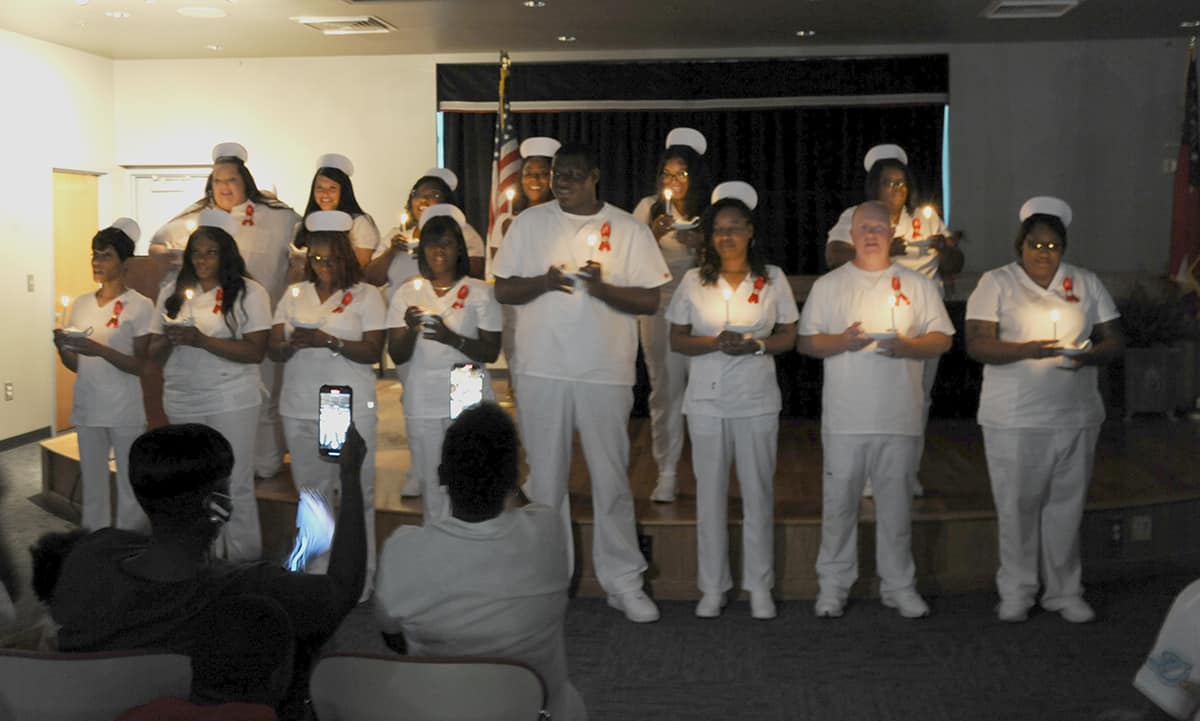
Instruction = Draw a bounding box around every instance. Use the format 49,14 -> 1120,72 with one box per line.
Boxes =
185,220 -> 197,232
184,289 -> 194,301
587,234 -> 598,247
1050,309 -> 1060,322
664,188 -> 673,204
400,212 -> 409,227
722,288 -> 732,301
291,287 -> 300,298
60,295 -> 70,308
505,187 -> 515,202
413,279 -> 422,291
922,205 -> 932,220
889,295 -> 897,307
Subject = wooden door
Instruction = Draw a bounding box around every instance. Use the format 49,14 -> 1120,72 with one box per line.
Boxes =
53,171 -> 99,431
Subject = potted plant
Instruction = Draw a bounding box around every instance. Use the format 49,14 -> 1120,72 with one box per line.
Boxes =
1118,280 -> 1197,420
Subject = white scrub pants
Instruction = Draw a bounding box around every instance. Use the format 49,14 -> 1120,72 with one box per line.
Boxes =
638,302 -> 687,480
689,413 -> 777,595
406,416 -> 452,522
282,413 -> 378,591
76,424 -> 147,532
515,375 -> 647,595
817,433 -> 919,597
169,404 -> 262,561
983,426 -> 1098,608
254,359 -> 286,478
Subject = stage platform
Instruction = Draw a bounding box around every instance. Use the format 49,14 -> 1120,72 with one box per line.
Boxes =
39,379 -> 1200,601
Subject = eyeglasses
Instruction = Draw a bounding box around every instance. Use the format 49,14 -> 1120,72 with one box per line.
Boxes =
1024,239 -> 1061,252
188,249 -> 220,260
412,190 -> 446,202
660,170 -> 690,182
308,254 -> 340,266
882,179 -> 908,190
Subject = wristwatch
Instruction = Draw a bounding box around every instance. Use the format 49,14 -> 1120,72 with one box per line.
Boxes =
753,339 -> 766,356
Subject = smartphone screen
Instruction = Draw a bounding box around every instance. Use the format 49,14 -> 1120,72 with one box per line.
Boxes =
449,363 -> 485,420
318,385 -> 353,457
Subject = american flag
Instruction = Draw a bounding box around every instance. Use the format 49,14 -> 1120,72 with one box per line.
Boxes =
1169,41 -> 1200,300
488,52 -> 520,241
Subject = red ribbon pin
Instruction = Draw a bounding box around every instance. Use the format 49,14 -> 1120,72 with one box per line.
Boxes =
1063,277 -> 1080,303
911,217 -> 922,240
451,284 -> 470,310
598,222 -> 612,252
892,275 -> 910,305
105,299 -> 124,328
331,291 -> 354,314
241,204 -> 254,227
747,276 -> 766,304
212,288 -> 223,314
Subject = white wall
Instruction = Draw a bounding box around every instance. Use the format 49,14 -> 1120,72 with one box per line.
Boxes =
0,30 -> 114,441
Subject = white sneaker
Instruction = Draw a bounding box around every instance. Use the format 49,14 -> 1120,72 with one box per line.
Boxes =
695,592 -> 726,618
996,599 -> 1031,623
607,590 -> 660,623
750,591 -> 777,620
814,595 -> 845,618
400,471 -> 422,497
881,589 -> 931,619
1042,596 -> 1095,623
650,475 -> 677,503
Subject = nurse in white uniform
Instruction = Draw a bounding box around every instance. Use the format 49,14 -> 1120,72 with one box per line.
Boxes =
268,210 -> 386,588
487,136 -> 561,395
52,219 -> 154,531
965,196 -> 1123,624
148,142 -> 301,480
387,205 -> 502,522
666,182 -> 798,620
634,127 -> 712,503
798,201 -> 954,620
825,144 -> 964,497
294,154 -> 381,268
365,168 -> 487,297
147,209 -> 273,561
492,142 -> 671,624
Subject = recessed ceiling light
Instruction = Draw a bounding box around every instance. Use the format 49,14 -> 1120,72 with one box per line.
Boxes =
205,44 -> 223,51
524,0 -> 547,7
557,35 -> 576,43
178,7 -> 227,19
795,30 -> 816,37
104,10 -> 130,18
1182,20 -> 1200,28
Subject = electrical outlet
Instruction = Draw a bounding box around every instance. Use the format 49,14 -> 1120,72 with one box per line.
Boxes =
1131,515 -> 1153,542
3,382 -> 13,401
26,275 -> 34,292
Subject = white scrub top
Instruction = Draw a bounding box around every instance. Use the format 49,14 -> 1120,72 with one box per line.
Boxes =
826,204 -> 948,280
64,289 -> 154,428
274,281 -> 387,420
491,202 -> 671,386
966,261 -> 1119,430
150,200 -> 301,307
386,276 -> 502,419
665,265 -> 799,418
799,262 -> 954,436
150,279 -> 273,416
1135,578 -> 1200,720
633,195 -> 695,292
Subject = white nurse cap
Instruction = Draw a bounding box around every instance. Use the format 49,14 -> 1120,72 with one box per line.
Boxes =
197,208 -> 239,236
212,142 -> 248,163
665,127 -> 707,155
520,137 -> 561,159
711,181 -> 758,210
305,210 -> 353,232
316,153 -> 354,177
863,144 -> 907,172
108,217 -> 141,244
1019,196 -> 1072,227
423,167 -> 459,192
418,204 -> 466,231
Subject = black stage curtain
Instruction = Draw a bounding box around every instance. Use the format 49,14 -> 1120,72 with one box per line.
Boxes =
443,106 -> 944,274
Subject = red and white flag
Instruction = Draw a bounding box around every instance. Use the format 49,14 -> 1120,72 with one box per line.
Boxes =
487,52 -> 520,242
1168,43 -> 1200,301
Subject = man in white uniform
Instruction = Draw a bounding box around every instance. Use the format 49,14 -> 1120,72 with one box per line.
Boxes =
149,143 -> 300,479
798,201 -> 954,619
492,142 -> 671,623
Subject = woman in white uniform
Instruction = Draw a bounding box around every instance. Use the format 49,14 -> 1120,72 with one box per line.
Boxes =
387,205 -> 502,521
365,168 -> 487,295
294,154 -> 381,268
147,209 -> 273,561
635,127 -> 712,503
826,144 -> 964,498
666,182 -> 797,620
52,219 -> 154,531
269,210 -> 385,589
487,136 -> 561,395
965,196 -> 1123,624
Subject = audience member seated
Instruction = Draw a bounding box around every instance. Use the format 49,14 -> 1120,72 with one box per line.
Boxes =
41,422 -> 367,715
375,402 -> 587,721
116,594 -> 293,721
1132,578 -> 1200,720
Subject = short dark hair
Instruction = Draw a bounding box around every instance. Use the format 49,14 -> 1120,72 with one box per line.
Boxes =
29,529 -> 87,604
416,217 -> 471,282
553,142 -> 600,173
1014,213 -> 1069,256
190,594 -> 294,707
92,227 -> 135,261
439,403 -> 520,519
129,424 -> 234,522
864,158 -> 917,208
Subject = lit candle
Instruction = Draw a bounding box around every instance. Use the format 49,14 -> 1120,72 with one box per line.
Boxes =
57,295 -> 70,327
185,220 -> 197,233
504,187 -> 515,207
184,288 -> 195,321
1050,309 -> 1060,341
889,295 -> 897,331
413,278 -> 422,292
291,287 -> 299,298
399,211 -> 409,231
663,188 -> 674,219
923,205 -> 933,221
722,288 -> 732,327
587,234 -> 598,263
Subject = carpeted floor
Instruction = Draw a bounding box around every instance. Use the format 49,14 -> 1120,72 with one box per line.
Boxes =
0,439 -> 1186,721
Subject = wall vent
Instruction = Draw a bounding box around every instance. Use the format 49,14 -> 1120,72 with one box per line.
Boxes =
289,16 -> 396,35
982,0 -> 1081,19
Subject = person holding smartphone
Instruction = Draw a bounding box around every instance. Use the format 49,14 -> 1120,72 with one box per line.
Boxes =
269,210 -> 385,594
387,205 -> 502,522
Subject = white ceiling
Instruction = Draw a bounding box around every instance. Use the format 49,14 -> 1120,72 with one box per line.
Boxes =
0,0 -> 1197,60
